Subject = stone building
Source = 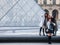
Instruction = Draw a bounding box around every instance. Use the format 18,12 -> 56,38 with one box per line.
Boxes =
37,0 -> 60,21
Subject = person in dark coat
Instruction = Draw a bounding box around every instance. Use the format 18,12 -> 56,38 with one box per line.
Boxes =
47,18 -> 53,44
43,13 -> 48,36
51,17 -> 58,36
39,13 -> 48,36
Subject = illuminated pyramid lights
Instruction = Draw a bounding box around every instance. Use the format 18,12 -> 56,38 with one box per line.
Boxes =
0,0 -> 45,27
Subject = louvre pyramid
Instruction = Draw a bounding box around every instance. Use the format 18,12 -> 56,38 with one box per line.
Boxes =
0,0 -> 45,27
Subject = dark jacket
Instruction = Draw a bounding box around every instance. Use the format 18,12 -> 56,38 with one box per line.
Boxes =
51,18 -> 58,31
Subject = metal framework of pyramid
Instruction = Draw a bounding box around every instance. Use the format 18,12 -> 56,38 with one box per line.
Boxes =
0,0 -> 45,27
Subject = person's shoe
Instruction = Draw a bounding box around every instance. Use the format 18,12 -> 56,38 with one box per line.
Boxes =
48,42 -> 52,44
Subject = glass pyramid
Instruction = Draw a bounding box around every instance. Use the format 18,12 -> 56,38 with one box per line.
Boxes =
0,0 -> 45,27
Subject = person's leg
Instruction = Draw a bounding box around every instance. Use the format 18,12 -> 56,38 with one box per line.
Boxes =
53,27 -> 55,36
55,26 -> 57,36
45,27 -> 47,36
55,30 -> 57,36
43,28 -> 45,36
48,33 -> 52,44
39,27 -> 42,36
53,28 -> 57,36
49,36 -> 51,44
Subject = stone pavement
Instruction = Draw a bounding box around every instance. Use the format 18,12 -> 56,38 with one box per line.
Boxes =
0,43 -> 60,45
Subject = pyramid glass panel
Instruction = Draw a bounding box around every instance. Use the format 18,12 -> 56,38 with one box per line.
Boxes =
0,0 -> 45,27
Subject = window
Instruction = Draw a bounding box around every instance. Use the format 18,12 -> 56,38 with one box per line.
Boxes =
53,0 -> 56,5
38,0 -> 44,5
46,0 -> 53,5
56,0 -> 60,5
44,0 -> 47,5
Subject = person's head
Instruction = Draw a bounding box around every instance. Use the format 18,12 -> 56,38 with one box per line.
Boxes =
45,13 -> 48,18
48,16 -> 52,22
